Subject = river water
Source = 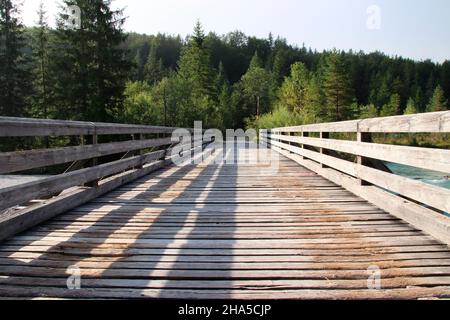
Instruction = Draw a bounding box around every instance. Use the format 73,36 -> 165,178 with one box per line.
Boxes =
385,162 -> 450,190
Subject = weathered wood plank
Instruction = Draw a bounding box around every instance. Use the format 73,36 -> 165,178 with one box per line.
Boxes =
270,133 -> 450,174
271,111 -> 450,133
0,151 -> 166,211
0,116 -> 180,137
0,138 -> 173,174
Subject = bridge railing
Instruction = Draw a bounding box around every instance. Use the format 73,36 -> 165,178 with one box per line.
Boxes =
0,117 -> 205,242
261,111 -> 450,245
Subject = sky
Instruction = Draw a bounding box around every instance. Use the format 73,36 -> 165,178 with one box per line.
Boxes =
21,0 -> 450,63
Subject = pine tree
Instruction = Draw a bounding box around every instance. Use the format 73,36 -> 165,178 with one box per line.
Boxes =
304,75 -> 326,121
380,94 -> 400,117
31,1 -> 52,118
241,53 -> 272,118
322,52 -> 354,121
427,85 -> 448,112
51,0 -> 130,121
404,98 -> 418,115
177,22 -> 218,127
360,104 -> 379,119
177,22 -> 215,97
278,62 -> 309,113
0,0 -> 32,116
249,51 -> 263,69
144,44 -> 164,85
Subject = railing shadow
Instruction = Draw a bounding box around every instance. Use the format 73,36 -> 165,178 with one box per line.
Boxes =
0,148 -> 217,297
156,141 -> 238,299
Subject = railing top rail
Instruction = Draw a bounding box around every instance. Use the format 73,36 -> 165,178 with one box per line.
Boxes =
0,116 -> 184,137
269,111 -> 450,133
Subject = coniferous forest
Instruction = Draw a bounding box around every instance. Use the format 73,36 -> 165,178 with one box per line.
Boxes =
1,0 -> 449,134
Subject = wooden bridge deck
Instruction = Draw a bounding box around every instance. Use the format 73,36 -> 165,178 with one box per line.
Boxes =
1,146 -> 450,299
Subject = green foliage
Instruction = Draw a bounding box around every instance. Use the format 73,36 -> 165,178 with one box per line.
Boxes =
122,81 -> 157,124
322,52 -> 355,121
144,44 -> 164,85
30,1 -> 52,119
241,53 -> 272,117
246,105 -> 305,132
427,85 -> 448,112
0,0 -> 32,116
278,62 -> 309,113
360,104 -> 379,119
380,94 -> 401,117
50,0 -> 130,122
404,98 -> 418,115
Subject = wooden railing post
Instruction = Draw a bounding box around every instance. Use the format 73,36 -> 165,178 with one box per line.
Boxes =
301,130 -> 309,160
85,133 -> 99,187
357,131 -> 372,186
320,132 -> 329,168
135,133 -> 144,169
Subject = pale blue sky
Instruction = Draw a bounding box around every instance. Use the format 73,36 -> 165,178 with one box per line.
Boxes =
22,0 -> 450,62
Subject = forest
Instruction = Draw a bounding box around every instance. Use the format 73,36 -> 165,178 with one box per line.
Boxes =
1,0 -> 449,134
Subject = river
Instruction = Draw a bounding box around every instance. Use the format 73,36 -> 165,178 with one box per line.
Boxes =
385,162 -> 450,190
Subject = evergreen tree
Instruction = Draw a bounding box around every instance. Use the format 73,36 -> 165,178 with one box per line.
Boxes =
177,22 -> 215,97
144,44 -> 164,85
322,52 -> 354,121
427,85 -> 448,112
404,98 -> 418,115
31,1 -> 52,118
51,0 -> 130,121
241,54 -> 272,118
360,104 -> 379,119
380,94 -> 401,117
304,75 -> 326,121
176,22 -> 218,127
278,62 -> 309,113
249,51 -> 263,69
0,0 -> 31,116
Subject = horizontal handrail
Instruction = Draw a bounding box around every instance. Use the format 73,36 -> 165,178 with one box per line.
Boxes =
0,117 -> 211,213
0,116 -> 182,137
0,137 -> 173,174
271,111 -> 450,133
262,112 -> 450,245
269,133 -> 450,173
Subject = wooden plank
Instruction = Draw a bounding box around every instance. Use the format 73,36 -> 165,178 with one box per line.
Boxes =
0,138 -> 173,174
0,116 -> 181,137
0,161 -> 169,243
0,151 -> 166,211
271,111 -> 450,133
274,148 -> 450,245
270,133 -> 450,173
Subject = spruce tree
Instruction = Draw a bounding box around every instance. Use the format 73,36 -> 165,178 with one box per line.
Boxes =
278,62 -> 309,113
52,0 -> 130,121
322,52 -> 354,121
427,85 -> 448,112
241,60 -> 272,118
144,44 -> 164,85
380,94 -> 400,117
31,1 -> 52,118
0,0 -> 31,116
404,98 -> 418,115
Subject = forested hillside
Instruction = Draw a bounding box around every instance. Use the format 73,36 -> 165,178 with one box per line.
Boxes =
1,0 -> 449,132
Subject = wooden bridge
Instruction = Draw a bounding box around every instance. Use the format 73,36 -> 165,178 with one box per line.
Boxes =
0,113 -> 449,300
